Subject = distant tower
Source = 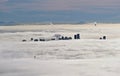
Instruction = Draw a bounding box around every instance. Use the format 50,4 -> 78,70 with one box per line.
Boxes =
76,34 -> 80,39
74,34 -> 80,39
50,22 -> 53,25
103,36 -> 106,40
74,35 -> 77,39
94,22 -> 97,26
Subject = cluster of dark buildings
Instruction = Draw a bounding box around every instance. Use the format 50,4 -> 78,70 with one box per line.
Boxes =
99,36 -> 107,40
56,34 -> 80,40
22,34 -> 107,42
22,34 -> 80,42
74,34 -> 80,39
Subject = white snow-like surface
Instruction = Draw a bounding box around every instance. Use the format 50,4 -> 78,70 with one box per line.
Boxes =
0,24 -> 120,76
1,58 -> 120,76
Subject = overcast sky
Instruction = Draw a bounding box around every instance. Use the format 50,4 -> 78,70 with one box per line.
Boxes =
0,0 -> 120,23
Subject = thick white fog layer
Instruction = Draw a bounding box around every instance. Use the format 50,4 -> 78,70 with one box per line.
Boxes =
0,24 -> 120,76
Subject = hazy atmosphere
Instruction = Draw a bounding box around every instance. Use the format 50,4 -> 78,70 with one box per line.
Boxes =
0,0 -> 120,24
1,0 -> 120,76
1,24 -> 120,76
